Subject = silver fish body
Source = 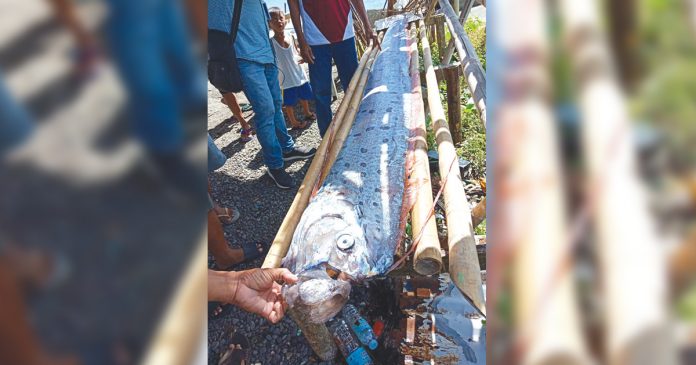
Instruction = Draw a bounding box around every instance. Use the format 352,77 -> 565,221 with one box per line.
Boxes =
282,16 -> 419,322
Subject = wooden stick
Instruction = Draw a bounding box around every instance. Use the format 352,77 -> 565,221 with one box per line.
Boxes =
435,17 -> 446,63
559,0 -> 672,363
418,19 -> 484,314
444,66 -> 462,144
142,233 -> 206,365
439,0 -> 486,128
262,42 -> 376,269
409,21 -> 443,277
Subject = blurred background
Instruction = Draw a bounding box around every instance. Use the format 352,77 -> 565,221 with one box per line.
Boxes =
0,0 -> 207,364
487,0 -> 696,364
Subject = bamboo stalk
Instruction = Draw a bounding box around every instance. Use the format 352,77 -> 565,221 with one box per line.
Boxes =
418,19 -> 484,314
142,232 -> 207,365
262,43 -> 376,269
409,21 -> 443,277
559,1 -> 673,364
441,0 -> 474,66
439,0 -> 486,128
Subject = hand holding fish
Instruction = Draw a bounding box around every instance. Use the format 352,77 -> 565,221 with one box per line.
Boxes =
208,268 -> 298,324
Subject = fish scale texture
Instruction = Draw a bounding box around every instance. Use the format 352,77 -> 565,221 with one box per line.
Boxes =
284,16 -> 418,279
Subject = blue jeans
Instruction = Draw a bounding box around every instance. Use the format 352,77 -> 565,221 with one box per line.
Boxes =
238,60 -> 294,169
0,73 -> 33,156
308,37 -> 359,137
208,134 -> 227,172
106,0 -> 205,154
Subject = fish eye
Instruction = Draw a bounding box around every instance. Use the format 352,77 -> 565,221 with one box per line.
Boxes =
336,234 -> 354,251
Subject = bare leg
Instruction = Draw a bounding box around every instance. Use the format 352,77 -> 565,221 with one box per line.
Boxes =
185,0 -> 207,42
208,182 -> 237,223
222,93 -> 251,130
283,106 -> 306,129
0,262 -> 77,365
300,99 -> 315,120
208,210 -> 244,268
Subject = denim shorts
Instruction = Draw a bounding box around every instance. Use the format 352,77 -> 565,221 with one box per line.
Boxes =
282,82 -> 314,107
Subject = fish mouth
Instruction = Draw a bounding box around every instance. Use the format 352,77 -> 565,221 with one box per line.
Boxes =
282,266 -> 352,323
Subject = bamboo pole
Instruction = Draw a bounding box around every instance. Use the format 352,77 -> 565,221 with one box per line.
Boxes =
262,42 -> 376,269
487,0 -> 590,363
418,20 -> 484,314
441,0 -> 474,66
142,232 -> 207,365
439,0 -> 486,128
318,34 -> 383,183
410,21 -> 443,276
559,1 -> 673,364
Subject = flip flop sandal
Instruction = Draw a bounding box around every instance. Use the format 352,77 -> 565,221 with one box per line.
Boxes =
239,241 -> 266,263
240,128 -> 255,143
304,113 -> 317,122
217,207 -> 240,225
291,120 -> 309,130
240,103 -> 253,112
218,333 -> 250,365
212,242 -> 266,271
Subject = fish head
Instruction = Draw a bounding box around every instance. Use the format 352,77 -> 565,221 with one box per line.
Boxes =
292,192 -> 373,280
281,191 -> 375,323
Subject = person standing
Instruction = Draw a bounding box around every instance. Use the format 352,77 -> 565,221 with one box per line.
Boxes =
209,0 -> 316,189
287,0 -> 380,137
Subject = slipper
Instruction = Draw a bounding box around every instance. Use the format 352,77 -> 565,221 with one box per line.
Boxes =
240,103 -> 253,112
239,241 -> 266,263
212,242 -> 266,271
240,128 -> 255,143
216,207 -> 240,225
218,333 -> 250,365
291,120 -> 309,130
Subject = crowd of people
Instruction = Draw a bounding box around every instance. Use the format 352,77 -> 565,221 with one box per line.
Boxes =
206,0 -> 379,363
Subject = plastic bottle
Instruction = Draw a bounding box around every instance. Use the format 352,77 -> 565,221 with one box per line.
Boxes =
328,319 -> 374,365
342,304 -> 379,350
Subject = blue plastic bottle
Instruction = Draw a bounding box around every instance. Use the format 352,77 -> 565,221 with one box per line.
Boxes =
342,304 -> 379,350
329,319 -> 374,365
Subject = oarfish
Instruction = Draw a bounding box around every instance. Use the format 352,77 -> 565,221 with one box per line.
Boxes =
282,15 -> 421,322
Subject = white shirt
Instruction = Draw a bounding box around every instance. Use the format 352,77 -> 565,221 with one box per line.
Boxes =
272,35 -> 309,90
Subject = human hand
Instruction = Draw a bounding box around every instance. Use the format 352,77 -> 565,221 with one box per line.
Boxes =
299,39 -> 315,64
232,268 -> 298,324
368,29 -> 381,51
